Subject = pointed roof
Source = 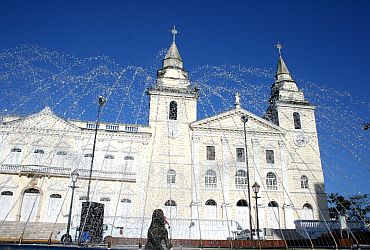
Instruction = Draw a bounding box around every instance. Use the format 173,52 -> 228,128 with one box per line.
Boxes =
276,55 -> 290,76
163,41 -> 183,69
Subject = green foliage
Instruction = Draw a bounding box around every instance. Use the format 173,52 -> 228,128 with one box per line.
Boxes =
328,193 -> 370,225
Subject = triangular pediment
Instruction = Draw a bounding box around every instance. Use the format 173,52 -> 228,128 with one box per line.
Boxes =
5,107 -> 81,132
47,182 -> 66,191
97,145 -> 119,152
191,108 -> 284,134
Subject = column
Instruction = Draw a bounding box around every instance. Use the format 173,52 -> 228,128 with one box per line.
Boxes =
278,140 -> 295,229
251,138 -> 262,185
191,136 -> 201,220
220,137 -> 231,225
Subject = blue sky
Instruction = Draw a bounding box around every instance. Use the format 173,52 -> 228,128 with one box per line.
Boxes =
1,0 -> 369,99
0,0 -> 369,196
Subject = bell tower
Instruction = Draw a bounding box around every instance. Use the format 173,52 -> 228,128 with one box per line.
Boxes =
265,43 -> 329,222
148,26 -> 198,126
145,27 -> 198,218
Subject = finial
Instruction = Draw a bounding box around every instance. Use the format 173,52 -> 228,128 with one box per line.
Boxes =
170,25 -> 179,43
275,42 -> 283,56
235,92 -> 241,108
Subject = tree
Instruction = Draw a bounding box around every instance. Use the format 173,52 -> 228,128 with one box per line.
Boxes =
328,193 -> 370,225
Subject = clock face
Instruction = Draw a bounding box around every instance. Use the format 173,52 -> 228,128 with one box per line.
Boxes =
294,134 -> 308,146
168,122 -> 179,138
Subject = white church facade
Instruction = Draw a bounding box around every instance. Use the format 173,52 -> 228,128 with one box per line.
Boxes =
0,32 -> 329,238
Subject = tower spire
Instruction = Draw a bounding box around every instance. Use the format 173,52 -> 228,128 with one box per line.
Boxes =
156,26 -> 189,90
274,42 -> 292,81
163,25 -> 183,69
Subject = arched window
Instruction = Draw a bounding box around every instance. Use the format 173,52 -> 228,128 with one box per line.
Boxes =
165,199 -> 177,206
1,191 -> 13,196
235,170 -> 247,189
300,175 -> 309,189
236,199 -> 248,207
303,203 -> 314,220
124,155 -> 134,160
167,169 -> 176,185
104,154 -> 114,159
34,149 -> 44,154
50,194 -> 62,198
303,203 -> 313,209
205,199 -> 217,206
25,188 -> 40,194
79,196 -> 88,201
293,112 -> 301,129
169,101 -> 178,120
11,148 -> 22,153
205,169 -> 217,189
266,172 -> 277,190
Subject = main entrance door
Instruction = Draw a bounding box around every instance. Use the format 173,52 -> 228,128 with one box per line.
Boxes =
20,188 -> 40,222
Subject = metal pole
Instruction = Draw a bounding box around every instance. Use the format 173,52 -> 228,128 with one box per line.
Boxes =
66,180 -> 76,243
254,192 -> 260,240
86,104 -> 102,202
242,116 -> 253,239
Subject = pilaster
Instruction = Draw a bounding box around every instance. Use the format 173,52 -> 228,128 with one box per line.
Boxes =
279,140 -> 295,229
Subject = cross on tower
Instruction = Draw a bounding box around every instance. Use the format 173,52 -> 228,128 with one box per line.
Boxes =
170,25 -> 179,42
275,42 -> 283,56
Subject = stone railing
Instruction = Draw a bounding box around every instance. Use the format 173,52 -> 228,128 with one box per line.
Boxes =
100,216 -> 241,240
294,219 -> 367,239
0,164 -> 136,181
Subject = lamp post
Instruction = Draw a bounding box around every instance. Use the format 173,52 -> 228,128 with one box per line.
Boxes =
65,169 -> 79,243
86,96 -> 106,202
252,182 -> 261,240
241,115 -> 253,239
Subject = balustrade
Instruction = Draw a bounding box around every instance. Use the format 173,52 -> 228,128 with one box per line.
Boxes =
0,164 -> 135,180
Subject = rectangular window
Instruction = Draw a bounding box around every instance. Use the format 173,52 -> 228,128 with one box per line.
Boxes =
266,150 -> 275,164
206,146 -> 215,160
236,148 -> 245,162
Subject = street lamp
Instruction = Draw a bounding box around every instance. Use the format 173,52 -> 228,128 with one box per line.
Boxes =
252,182 -> 261,240
86,96 -> 106,202
65,169 -> 79,243
241,115 -> 253,239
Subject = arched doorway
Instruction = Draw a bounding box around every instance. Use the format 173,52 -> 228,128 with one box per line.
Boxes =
0,191 -> 14,220
205,199 -> 217,219
164,199 -> 177,219
20,188 -> 41,222
302,203 -> 314,220
236,199 -> 249,229
268,201 -> 279,229
47,193 -> 63,222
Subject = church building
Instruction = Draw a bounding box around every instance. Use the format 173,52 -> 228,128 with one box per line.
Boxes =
0,29 -> 328,239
